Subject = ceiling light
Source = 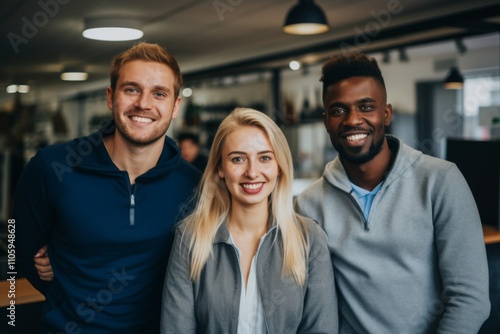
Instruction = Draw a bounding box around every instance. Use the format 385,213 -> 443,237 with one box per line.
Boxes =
17,85 -> 30,93
289,60 -> 302,70
283,0 -> 330,35
444,66 -> 464,90
61,71 -> 89,81
182,87 -> 193,97
82,18 -> 143,41
443,40 -> 466,90
6,84 -> 30,93
6,85 -> 17,93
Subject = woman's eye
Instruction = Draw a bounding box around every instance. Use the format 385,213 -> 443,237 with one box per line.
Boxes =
231,157 -> 244,163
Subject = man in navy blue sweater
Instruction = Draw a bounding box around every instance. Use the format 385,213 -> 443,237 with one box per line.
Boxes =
14,42 -> 201,333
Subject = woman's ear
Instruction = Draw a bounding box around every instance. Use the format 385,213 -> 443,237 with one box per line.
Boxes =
218,167 -> 224,179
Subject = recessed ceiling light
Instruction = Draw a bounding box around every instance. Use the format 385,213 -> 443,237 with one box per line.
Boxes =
17,85 -> 30,93
61,72 -> 89,81
6,84 -> 30,93
182,87 -> 193,97
6,85 -> 17,93
82,18 -> 143,41
289,60 -> 302,70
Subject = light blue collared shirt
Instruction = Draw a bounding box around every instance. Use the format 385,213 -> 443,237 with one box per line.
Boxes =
350,181 -> 383,222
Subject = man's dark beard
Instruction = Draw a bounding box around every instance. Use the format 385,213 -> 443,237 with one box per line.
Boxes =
333,134 -> 385,164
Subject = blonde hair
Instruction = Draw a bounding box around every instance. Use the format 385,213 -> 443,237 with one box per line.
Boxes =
183,108 -> 309,286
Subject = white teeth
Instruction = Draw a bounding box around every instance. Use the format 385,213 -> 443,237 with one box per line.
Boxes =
131,116 -> 153,123
242,183 -> 263,190
346,134 -> 367,141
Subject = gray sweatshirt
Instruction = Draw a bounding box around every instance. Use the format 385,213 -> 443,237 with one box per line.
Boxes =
161,218 -> 338,333
295,135 -> 490,334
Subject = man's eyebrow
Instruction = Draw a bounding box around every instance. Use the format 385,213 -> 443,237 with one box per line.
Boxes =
119,81 -> 139,87
118,82 -> 171,92
357,97 -> 377,103
153,85 -> 171,93
327,101 -> 348,108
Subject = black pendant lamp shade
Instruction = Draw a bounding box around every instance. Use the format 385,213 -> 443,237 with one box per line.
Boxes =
283,0 -> 330,35
444,66 -> 464,90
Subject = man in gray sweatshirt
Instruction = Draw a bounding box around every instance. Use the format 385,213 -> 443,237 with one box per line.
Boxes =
295,52 -> 490,333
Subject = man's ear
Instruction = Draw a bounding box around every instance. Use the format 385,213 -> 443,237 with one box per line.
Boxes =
171,96 -> 181,119
385,104 -> 393,126
106,86 -> 113,110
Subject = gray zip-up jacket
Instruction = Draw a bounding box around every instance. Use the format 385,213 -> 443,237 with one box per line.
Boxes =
161,217 -> 338,334
295,135 -> 490,334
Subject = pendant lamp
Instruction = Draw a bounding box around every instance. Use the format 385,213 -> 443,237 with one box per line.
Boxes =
283,0 -> 329,35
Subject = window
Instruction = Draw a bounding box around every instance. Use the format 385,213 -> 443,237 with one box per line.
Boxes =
462,73 -> 500,139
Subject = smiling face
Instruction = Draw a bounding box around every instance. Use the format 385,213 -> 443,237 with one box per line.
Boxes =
107,60 -> 181,146
323,76 -> 392,165
218,126 -> 279,211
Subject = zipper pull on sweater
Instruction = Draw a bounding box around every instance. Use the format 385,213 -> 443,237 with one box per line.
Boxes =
130,194 -> 135,226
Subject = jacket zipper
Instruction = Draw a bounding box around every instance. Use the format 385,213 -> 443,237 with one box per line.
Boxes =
325,179 -> 370,232
347,191 -> 369,231
129,193 -> 135,226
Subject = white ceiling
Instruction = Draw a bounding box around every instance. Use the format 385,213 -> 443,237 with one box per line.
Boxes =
1,0 -> 499,102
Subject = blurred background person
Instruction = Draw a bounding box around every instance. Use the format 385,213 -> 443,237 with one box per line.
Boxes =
177,132 -> 208,172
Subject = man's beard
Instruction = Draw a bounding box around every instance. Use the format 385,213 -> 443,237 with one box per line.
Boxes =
333,133 -> 385,164
114,113 -> 169,146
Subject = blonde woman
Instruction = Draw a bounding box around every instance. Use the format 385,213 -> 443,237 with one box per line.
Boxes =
161,108 -> 338,333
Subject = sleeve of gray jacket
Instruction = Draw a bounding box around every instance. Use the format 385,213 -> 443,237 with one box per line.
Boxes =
434,164 -> 490,333
160,227 -> 197,334
298,221 -> 339,334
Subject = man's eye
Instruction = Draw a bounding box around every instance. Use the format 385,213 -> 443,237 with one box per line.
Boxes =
360,105 -> 375,111
154,92 -> 166,98
328,108 -> 345,117
125,88 -> 138,93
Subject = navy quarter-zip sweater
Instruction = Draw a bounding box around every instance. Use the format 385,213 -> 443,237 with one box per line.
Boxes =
14,122 -> 201,333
